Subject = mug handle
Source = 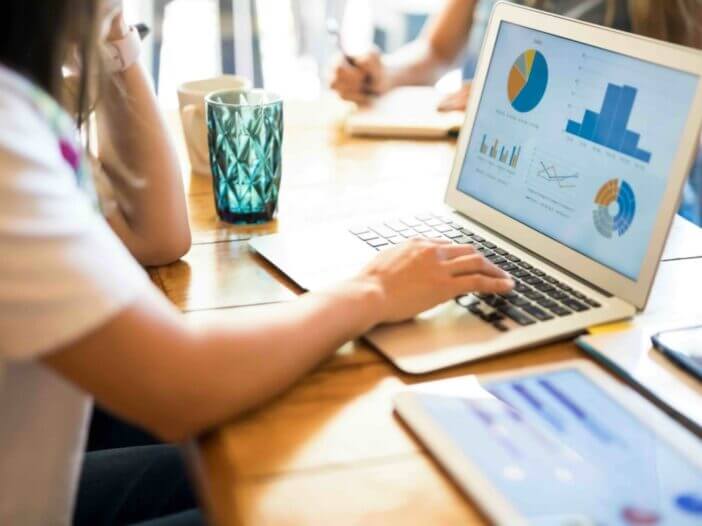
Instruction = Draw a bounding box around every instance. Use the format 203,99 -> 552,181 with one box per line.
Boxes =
181,104 -> 210,172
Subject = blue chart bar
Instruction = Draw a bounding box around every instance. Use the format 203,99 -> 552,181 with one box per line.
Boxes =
511,383 -> 564,432
566,83 -> 651,163
538,379 -> 616,445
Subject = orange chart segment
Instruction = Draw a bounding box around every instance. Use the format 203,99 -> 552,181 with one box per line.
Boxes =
595,179 -> 619,205
508,66 -> 527,101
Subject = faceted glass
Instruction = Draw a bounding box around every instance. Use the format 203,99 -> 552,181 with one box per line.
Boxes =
206,89 -> 283,224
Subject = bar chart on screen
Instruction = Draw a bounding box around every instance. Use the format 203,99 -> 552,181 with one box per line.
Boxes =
566,82 -> 652,163
479,133 -> 521,169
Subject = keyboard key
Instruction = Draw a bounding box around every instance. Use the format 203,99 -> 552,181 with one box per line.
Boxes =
456,295 -> 479,308
498,262 -> 518,272
367,238 -> 389,248
414,225 -> 431,234
350,227 -> 369,235
523,276 -> 542,286
471,235 -> 485,242
512,269 -> 530,279
532,269 -> 546,277
492,321 -> 510,332
518,262 -> 532,269
500,292 -> 520,300
522,304 -> 554,321
546,290 -> 569,301
507,255 -> 521,262
533,283 -> 555,294
385,221 -> 407,232
514,281 -> 531,293
425,218 -> 443,227
448,221 -> 465,230
443,230 -> 463,239
489,256 -> 506,265
477,248 -> 494,257
401,217 -> 422,227
386,236 -> 403,245
398,229 -> 414,238
358,232 -> 379,241
584,298 -> 601,308
509,296 -> 531,307
494,248 -> 508,255
371,225 -> 395,238
536,298 -> 559,309
415,214 -> 433,222
454,235 -> 474,244
497,305 -> 536,325
524,290 -> 545,301
433,224 -> 452,233
572,291 -> 587,300
551,306 -> 573,317
425,232 -> 445,240
544,276 -> 559,284
482,241 -> 497,249
562,299 -> 589,312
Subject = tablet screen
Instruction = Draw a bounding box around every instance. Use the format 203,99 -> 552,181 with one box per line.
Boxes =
417,369 -> 702,525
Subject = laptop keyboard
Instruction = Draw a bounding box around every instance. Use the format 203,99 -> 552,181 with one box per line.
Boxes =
350,213 -> 602,331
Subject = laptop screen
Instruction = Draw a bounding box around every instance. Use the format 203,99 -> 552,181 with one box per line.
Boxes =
457,21 -> 698,280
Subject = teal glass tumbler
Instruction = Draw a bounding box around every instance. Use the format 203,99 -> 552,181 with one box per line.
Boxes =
206,89 -> 283,224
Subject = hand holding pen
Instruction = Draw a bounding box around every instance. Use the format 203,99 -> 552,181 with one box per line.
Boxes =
327,18 -> 389,104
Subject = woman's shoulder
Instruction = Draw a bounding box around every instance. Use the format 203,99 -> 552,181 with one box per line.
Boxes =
0,65 -> 81,190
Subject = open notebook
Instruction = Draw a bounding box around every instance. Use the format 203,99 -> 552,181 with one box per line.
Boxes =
344,86 -> 465,139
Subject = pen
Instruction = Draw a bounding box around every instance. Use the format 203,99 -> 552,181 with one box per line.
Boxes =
326,18 -> 377,97
326,18 -> 357,67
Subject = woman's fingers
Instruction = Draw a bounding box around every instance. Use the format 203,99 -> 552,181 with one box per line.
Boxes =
453,274 -> 514,295
443,253 -> 508,279
432,242 -> 475,260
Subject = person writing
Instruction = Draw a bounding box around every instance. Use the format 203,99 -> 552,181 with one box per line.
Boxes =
330,0 -> 633,111
0,1 -> 514,525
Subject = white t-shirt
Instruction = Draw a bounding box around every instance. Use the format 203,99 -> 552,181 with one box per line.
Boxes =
0,66 -> 150,524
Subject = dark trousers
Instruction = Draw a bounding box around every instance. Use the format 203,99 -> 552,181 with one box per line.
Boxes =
74,407 -> 204,526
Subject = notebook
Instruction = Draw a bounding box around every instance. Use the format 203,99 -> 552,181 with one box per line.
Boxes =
344,86 -> 465,139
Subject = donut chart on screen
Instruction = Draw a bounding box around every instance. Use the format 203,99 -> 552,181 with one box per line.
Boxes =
593,179 -> 637,238
507,49 -> 549,112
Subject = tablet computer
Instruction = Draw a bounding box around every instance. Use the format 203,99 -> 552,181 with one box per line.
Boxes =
394,361 -> 702,525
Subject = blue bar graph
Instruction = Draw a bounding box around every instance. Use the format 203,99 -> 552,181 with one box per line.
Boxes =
566,83 -> 651,163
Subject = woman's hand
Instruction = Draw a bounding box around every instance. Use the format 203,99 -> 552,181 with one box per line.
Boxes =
354,239 -> 514,324
330,50 -> 392,105
100,0 -> 128,41
437,82 -> 472,112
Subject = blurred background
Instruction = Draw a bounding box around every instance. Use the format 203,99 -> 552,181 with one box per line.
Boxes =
123,0 -> 460,107
122,0 -> 702,225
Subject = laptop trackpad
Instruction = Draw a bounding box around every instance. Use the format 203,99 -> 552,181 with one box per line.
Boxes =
366,301 -> 508,374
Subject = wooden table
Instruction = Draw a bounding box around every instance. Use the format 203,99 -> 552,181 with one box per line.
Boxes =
153,97 -> 702,525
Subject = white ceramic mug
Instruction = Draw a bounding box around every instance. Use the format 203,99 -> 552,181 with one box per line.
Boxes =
177,75 -> 252,174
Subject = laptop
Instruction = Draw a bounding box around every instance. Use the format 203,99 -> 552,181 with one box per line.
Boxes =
250,2 -> 702,374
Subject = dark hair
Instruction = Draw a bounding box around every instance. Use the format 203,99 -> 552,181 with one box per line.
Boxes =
0,0 -> 99,124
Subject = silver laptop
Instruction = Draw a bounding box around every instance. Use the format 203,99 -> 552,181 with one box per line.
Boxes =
251,2 -> 702,374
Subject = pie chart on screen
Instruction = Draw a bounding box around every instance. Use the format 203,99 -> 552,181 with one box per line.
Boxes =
508,49 -> 549,112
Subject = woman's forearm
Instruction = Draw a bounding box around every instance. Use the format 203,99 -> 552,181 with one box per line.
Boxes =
96,44 -> 191,265
44,278 -> 385,442
384,0 -> 477,88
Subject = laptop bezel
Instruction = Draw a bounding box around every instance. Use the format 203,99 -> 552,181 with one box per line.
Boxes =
444,2 -> 702,310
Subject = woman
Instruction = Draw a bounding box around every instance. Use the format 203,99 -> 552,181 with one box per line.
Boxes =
0,1 -> 513,525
